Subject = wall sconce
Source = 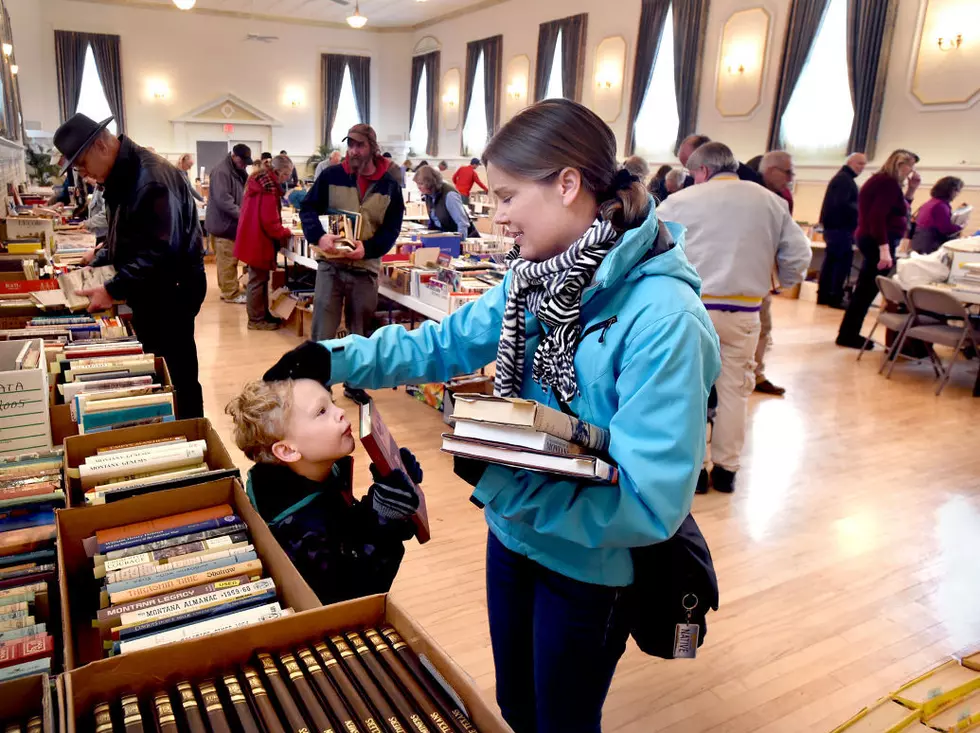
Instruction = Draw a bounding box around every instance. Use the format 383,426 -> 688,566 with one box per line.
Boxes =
723,55 -> 747,75
506,78 -> 526,101
148,79 -> 169,100
594,61 -> 619,91
1,43 -> 11,57
442,92 -> 457,108
283,86 -> 304,108
937,34 -> 963,51
10,64 -> 17,75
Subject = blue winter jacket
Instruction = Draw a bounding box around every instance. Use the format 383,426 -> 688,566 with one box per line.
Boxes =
322,203 -> 721,587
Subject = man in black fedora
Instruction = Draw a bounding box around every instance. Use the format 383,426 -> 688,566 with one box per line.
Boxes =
54,113 -> 207,419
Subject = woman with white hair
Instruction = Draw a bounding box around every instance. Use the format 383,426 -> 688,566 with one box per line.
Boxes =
413,165 -> 478,238
176,153 -> 205,202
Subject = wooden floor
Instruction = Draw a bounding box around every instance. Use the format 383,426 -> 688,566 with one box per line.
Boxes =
198,266 -> 980,733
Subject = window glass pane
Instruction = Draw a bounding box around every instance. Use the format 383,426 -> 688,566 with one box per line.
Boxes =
76,44 -> 117,135
462,51 -> 488,157
780,0 -> 854,161
633,4 -> 678,159
543,30 -> 564,99
409,65 -> 428,155
331,64 -> 361,152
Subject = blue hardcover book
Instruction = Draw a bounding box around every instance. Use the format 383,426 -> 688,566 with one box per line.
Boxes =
105,551 -> 258,595
0,657 -> 51,681
115,589 -> 277,643
0,624 -> 45,644
0,508 -> 56,532
86,415 -> 175,434
97,515 -> 244,555
0,549 -> 57,568
80,403 -> 174,431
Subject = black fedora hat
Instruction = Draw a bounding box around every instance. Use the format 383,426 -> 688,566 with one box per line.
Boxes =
53,113 -> 114,175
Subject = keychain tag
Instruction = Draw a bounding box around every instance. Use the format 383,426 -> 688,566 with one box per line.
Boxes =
673,593 -> 700,659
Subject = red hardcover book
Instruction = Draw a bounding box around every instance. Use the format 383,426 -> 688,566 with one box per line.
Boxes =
0,280 -> 59,295
0,633 -> 53,668
0,525 -> 56,558
359,401 -> 430,544
95,505 -> 234,546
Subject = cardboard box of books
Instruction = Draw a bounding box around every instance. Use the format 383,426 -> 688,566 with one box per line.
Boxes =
55,476 -> 321,669
0,339 -> 53,460
829,696 -> 920,733
0,673 -> 56,732
892,660 -> 980,717
65,594 -> 512,733
61,416 -> 230,507
1,218 -> 55,251
49,356 -> 173,446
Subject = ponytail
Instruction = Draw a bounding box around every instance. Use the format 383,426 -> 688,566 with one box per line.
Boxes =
597,171 -> 651,233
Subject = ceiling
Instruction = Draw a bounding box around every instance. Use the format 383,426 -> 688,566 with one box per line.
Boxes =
73,0 -> 504,30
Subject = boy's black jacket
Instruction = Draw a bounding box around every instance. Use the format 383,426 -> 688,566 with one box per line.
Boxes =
247,457 -> 413,605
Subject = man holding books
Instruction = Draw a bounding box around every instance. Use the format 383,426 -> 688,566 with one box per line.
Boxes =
299,123 -> 404,402
53,113 -> 207,420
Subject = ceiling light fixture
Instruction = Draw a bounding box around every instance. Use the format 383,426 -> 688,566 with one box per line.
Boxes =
347,0 -> 367,28
173,0 -> 196,10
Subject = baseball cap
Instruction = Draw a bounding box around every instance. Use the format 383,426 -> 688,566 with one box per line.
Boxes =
232,144 -> 253,165
343,123 -> 378,149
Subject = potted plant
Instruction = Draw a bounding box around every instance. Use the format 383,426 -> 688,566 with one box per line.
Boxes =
25,144 -> 61,186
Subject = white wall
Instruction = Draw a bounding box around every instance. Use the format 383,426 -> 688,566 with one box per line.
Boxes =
7,0 -> 413,158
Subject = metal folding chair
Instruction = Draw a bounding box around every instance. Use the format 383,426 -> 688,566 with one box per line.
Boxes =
858,277 -> 915,373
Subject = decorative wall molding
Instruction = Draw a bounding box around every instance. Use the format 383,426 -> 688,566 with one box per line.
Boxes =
503,54 -> 530,122
171,93 -> 282,126
715,7 -> 771,118
442,68 -> 461,131
592,36 -> 627,123
907,0 -> 980,109
413,36 -> 441,56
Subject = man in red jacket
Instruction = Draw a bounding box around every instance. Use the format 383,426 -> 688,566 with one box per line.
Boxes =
234,155 -> 295,330
451,157 -> 488,206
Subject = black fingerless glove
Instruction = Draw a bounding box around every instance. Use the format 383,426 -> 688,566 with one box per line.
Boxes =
263,340 -> 332,383
367,469 -> 420,521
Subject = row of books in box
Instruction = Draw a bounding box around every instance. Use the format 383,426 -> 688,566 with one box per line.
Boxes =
832,650 -> 980,733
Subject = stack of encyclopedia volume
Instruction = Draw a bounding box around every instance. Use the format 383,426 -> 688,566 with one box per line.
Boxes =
85,503 -> 290,656
73,435 -> 239,505
441,395 -> 619,483
0,449 -> 64,681
83,625 -> 482,733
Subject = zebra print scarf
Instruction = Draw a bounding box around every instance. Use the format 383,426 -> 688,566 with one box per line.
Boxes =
494,218 -> 620,401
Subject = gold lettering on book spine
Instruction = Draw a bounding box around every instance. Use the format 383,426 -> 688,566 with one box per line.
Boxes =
281,653 -> 305,681
344,724 -> 359,733
364,720 -> 383,733
154,692 -> 176,725
200,681 -> 223,713
298,649 -> 323,674
450,711 -> 477,733
94,702 -> 113,733
428,713 -> 452,733
121,694 -> 142,725
222,675 -> 247,703
387,716 -> 407,733
244,668 -> 269,697
258,652 -> 280,675
177,682 -> 198,709
410,715 -> 431,733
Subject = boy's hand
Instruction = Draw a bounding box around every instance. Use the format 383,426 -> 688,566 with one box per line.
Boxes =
368,469 -> 420,521
264,341 -> 332,383
398,448 -> 423,485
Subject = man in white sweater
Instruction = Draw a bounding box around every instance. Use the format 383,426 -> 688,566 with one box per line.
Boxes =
657,142 -> 811,494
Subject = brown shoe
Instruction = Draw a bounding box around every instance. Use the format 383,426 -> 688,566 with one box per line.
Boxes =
754,379 -> 786,396
247,320 -> 280,331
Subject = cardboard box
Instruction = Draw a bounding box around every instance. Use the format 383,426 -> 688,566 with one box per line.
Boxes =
829,697 -> 919,733
269,286 -> 298,321
945,240 -> 980,284
55,476 -> 321,670
420,233 -> 462,257
893,660 -> 980,717
65,594 -> 512,733
61,416 -> 235,507
49,356 -> 174,447
0,674 -> 56,732
381,265 -> 413,295
1,217 -> 55,250
0,338 -> 53,459
417,279 -> 451,313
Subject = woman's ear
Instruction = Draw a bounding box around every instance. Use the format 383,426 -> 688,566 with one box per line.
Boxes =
557,167 -> 583,207
271,440 -> 301,464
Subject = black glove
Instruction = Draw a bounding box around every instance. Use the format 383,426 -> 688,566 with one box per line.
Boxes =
397,448 -> 423,485
263,341 -> 332,383
367,469 -> 420,521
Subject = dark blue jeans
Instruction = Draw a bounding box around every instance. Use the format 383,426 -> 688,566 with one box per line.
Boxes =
817,229 -> 854,306
486,532 -> 630,733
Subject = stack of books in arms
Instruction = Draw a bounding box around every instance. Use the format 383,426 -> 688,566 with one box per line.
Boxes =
73,435 -> 238,505
441,395 -> 618,482
0,449 -> 63,681
86,504 -> 290,657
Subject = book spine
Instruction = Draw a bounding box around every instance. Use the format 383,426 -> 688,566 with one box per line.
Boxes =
117,575 -> 272,627
0,633 -> 52,668
363,630 -> 455,733
0,656 -> 50,681
80,446 -> 205,488
379,627 -> 477,733
94,701 -> 116,733
95,576 -> 250,623
102,522 -> 247,562
81,403 -> 174,432
313,641 -> 384,733
81,439 -> 206,471
96,436 -> 185,455
175,681 -> 208,733
99,515 -> 242,555
106,543 -> 252,584
25,717 -> 41,733
198,680 -> 233,733
280,651 -> 337,733
80,392 -> 173,413
109,558 -> 263,605
243,665 -> 288,733
121,693 -> 146,733
116,589 -> 275,642
118,602 -> 281,654
152,691 -> 179,733
330,635 -> 407,733
96,504 -> 234,546
221,673 -> 262,733
101,531 -> 246,575
107,550 -> 257,595
347,632 -> 431,733
257,652 -> 312,733
0,491 -> 64,509
0,624 -> 44,644
296,646 -> 363,733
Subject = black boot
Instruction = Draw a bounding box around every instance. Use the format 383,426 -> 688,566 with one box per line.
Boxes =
710,466 -> 736,494
695,469 -> 709,495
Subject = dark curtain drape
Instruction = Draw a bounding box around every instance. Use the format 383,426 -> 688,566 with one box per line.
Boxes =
560,14 -> 588,102
846,0 -> 897,159
322,54 -> 348,147
766,0 -> 831,150
54,30 -> 88,124
462,41 -> 482,141
671,0 -> 709,153
409,51 -> 440,155
482,36 -> 502,137
533,21 -> 561,102
88,33 -> 125,134
348,55 -> 371,126
625,0 -> 670,155
424,52 -> 440,156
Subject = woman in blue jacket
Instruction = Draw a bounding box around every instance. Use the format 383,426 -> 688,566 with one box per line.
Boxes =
265,99 -> 721,733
